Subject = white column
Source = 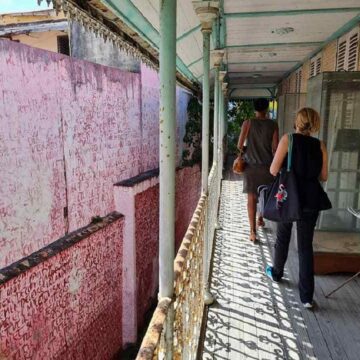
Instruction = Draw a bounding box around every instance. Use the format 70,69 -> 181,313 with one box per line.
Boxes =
218,72 -> 226,179
159,0 -> 176,299
193,1 -> 219,306
211,50 -> 224,166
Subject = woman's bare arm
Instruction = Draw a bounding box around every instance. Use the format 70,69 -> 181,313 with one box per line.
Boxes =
270,134 -> 288,176
272,124 -> 279,155
237,120 -> 249,152
319,141 -> 328,181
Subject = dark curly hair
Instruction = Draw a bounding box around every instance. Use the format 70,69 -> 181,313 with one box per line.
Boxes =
254,98 -> 269,112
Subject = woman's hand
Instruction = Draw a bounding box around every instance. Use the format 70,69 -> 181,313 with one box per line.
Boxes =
319,141 -> 328,181
270,134 -> 288,176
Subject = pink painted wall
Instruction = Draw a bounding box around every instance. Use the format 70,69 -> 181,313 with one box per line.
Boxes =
135,185 -> 159,330
140,64 -> 190,171
175,166 -> 202,249
0,41 -> 190,269
0,217 -> 124,360
134,165 -> 201,327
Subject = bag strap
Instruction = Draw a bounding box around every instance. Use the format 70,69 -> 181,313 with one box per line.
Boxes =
287,133 -> 293,172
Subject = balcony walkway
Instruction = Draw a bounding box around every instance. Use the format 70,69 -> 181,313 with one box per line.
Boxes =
201,171 -> 360,360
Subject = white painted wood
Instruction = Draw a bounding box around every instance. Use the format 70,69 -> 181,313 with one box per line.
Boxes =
131,0 -> 159,30
226,45 -> 320,63
228,72 -> 285,78
336,27 -> 360,71
226,13 -> 358,46
228,62 -> 295,72
224,0 -> 360,14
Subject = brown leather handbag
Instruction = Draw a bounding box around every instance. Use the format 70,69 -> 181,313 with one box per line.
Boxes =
233,120 -> 251,174
233,153 -> 246,174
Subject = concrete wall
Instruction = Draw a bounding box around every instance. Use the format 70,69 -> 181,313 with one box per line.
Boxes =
11,31 -> 65,53
0,39 -> 197,356
0,215 -> 125,360
70,22 -> 141,73
114,165 -> 201,341
0,40 -> 190,269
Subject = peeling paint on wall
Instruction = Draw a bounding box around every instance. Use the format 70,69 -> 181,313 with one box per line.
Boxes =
0,40 -> 190,268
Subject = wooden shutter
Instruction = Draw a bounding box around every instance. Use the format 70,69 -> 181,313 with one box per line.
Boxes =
336,28 -> 359,71
348,31 -> 359,71
310,61 -> 315,77
310,54 -> 321,77
316,57 -> 321,74
336,40 -> 347,71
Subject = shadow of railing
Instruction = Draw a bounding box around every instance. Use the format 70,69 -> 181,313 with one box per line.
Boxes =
202,179 -> 316,360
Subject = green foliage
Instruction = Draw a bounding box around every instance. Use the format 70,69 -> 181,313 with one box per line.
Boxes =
182,96 -> 213,167
227,100 -> 254,154
182,97 -> 202,166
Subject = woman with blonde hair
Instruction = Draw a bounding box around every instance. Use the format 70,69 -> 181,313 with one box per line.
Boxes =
266,107 -> 329,309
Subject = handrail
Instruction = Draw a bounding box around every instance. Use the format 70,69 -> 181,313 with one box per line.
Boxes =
136,194 -> 207,359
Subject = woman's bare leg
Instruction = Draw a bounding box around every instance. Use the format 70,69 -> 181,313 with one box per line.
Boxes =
247,193 -> 257,240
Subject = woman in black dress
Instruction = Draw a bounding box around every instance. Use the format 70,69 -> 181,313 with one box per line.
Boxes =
266,107 -> 329,309
237,98 -> 279,242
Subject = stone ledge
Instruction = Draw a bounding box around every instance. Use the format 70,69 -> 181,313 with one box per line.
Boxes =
114,165 -> 198,188
115,168 -> 160,187
0,211 -> 124,286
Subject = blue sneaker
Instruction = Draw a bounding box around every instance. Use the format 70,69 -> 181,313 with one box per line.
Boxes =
265,265 -> 280,282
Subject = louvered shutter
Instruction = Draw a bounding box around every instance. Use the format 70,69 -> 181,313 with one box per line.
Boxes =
337,40 -> 347,71
310,54 -> 321,77
310,61 -> 315,77
348,32 -> 359,71
316,57 -> 321,74
336,28 -> 359,71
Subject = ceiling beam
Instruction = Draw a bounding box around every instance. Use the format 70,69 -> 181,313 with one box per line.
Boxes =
227,42 -> 323,50
227,60 -> 299,65
225,8 -> 360,18
230,84 -> 277,89
176,24 -> 201,42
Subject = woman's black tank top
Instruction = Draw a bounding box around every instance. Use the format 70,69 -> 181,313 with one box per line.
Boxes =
284,133 -> 323,211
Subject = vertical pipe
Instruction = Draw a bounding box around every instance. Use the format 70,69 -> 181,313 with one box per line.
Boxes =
218,87 -> 224,178
159,0 -> 176,299
202,30 -> 211,194
213,67 -> 219,164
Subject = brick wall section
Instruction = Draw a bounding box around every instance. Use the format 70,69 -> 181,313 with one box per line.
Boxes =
0,40 -> 190,268
0,40 -> 68,269
300,60 -> 310,93
175,166 -> 202,250
278,39 -> 339,95
133,165 -> 201,330
289,72 -> 297,93
322,40 -> 337,72
0,216 -> 124,360
135,186 -> 159,330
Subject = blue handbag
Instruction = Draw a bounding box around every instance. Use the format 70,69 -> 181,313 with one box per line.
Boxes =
261,134 -> 302,222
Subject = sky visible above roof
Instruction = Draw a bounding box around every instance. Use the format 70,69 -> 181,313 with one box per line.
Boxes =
0,0 -> 52,14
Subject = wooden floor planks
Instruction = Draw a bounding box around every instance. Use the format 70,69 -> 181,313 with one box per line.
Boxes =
201,176 -> 360,360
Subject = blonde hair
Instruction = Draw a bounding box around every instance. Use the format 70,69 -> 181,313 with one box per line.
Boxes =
295,107 -> 320,134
